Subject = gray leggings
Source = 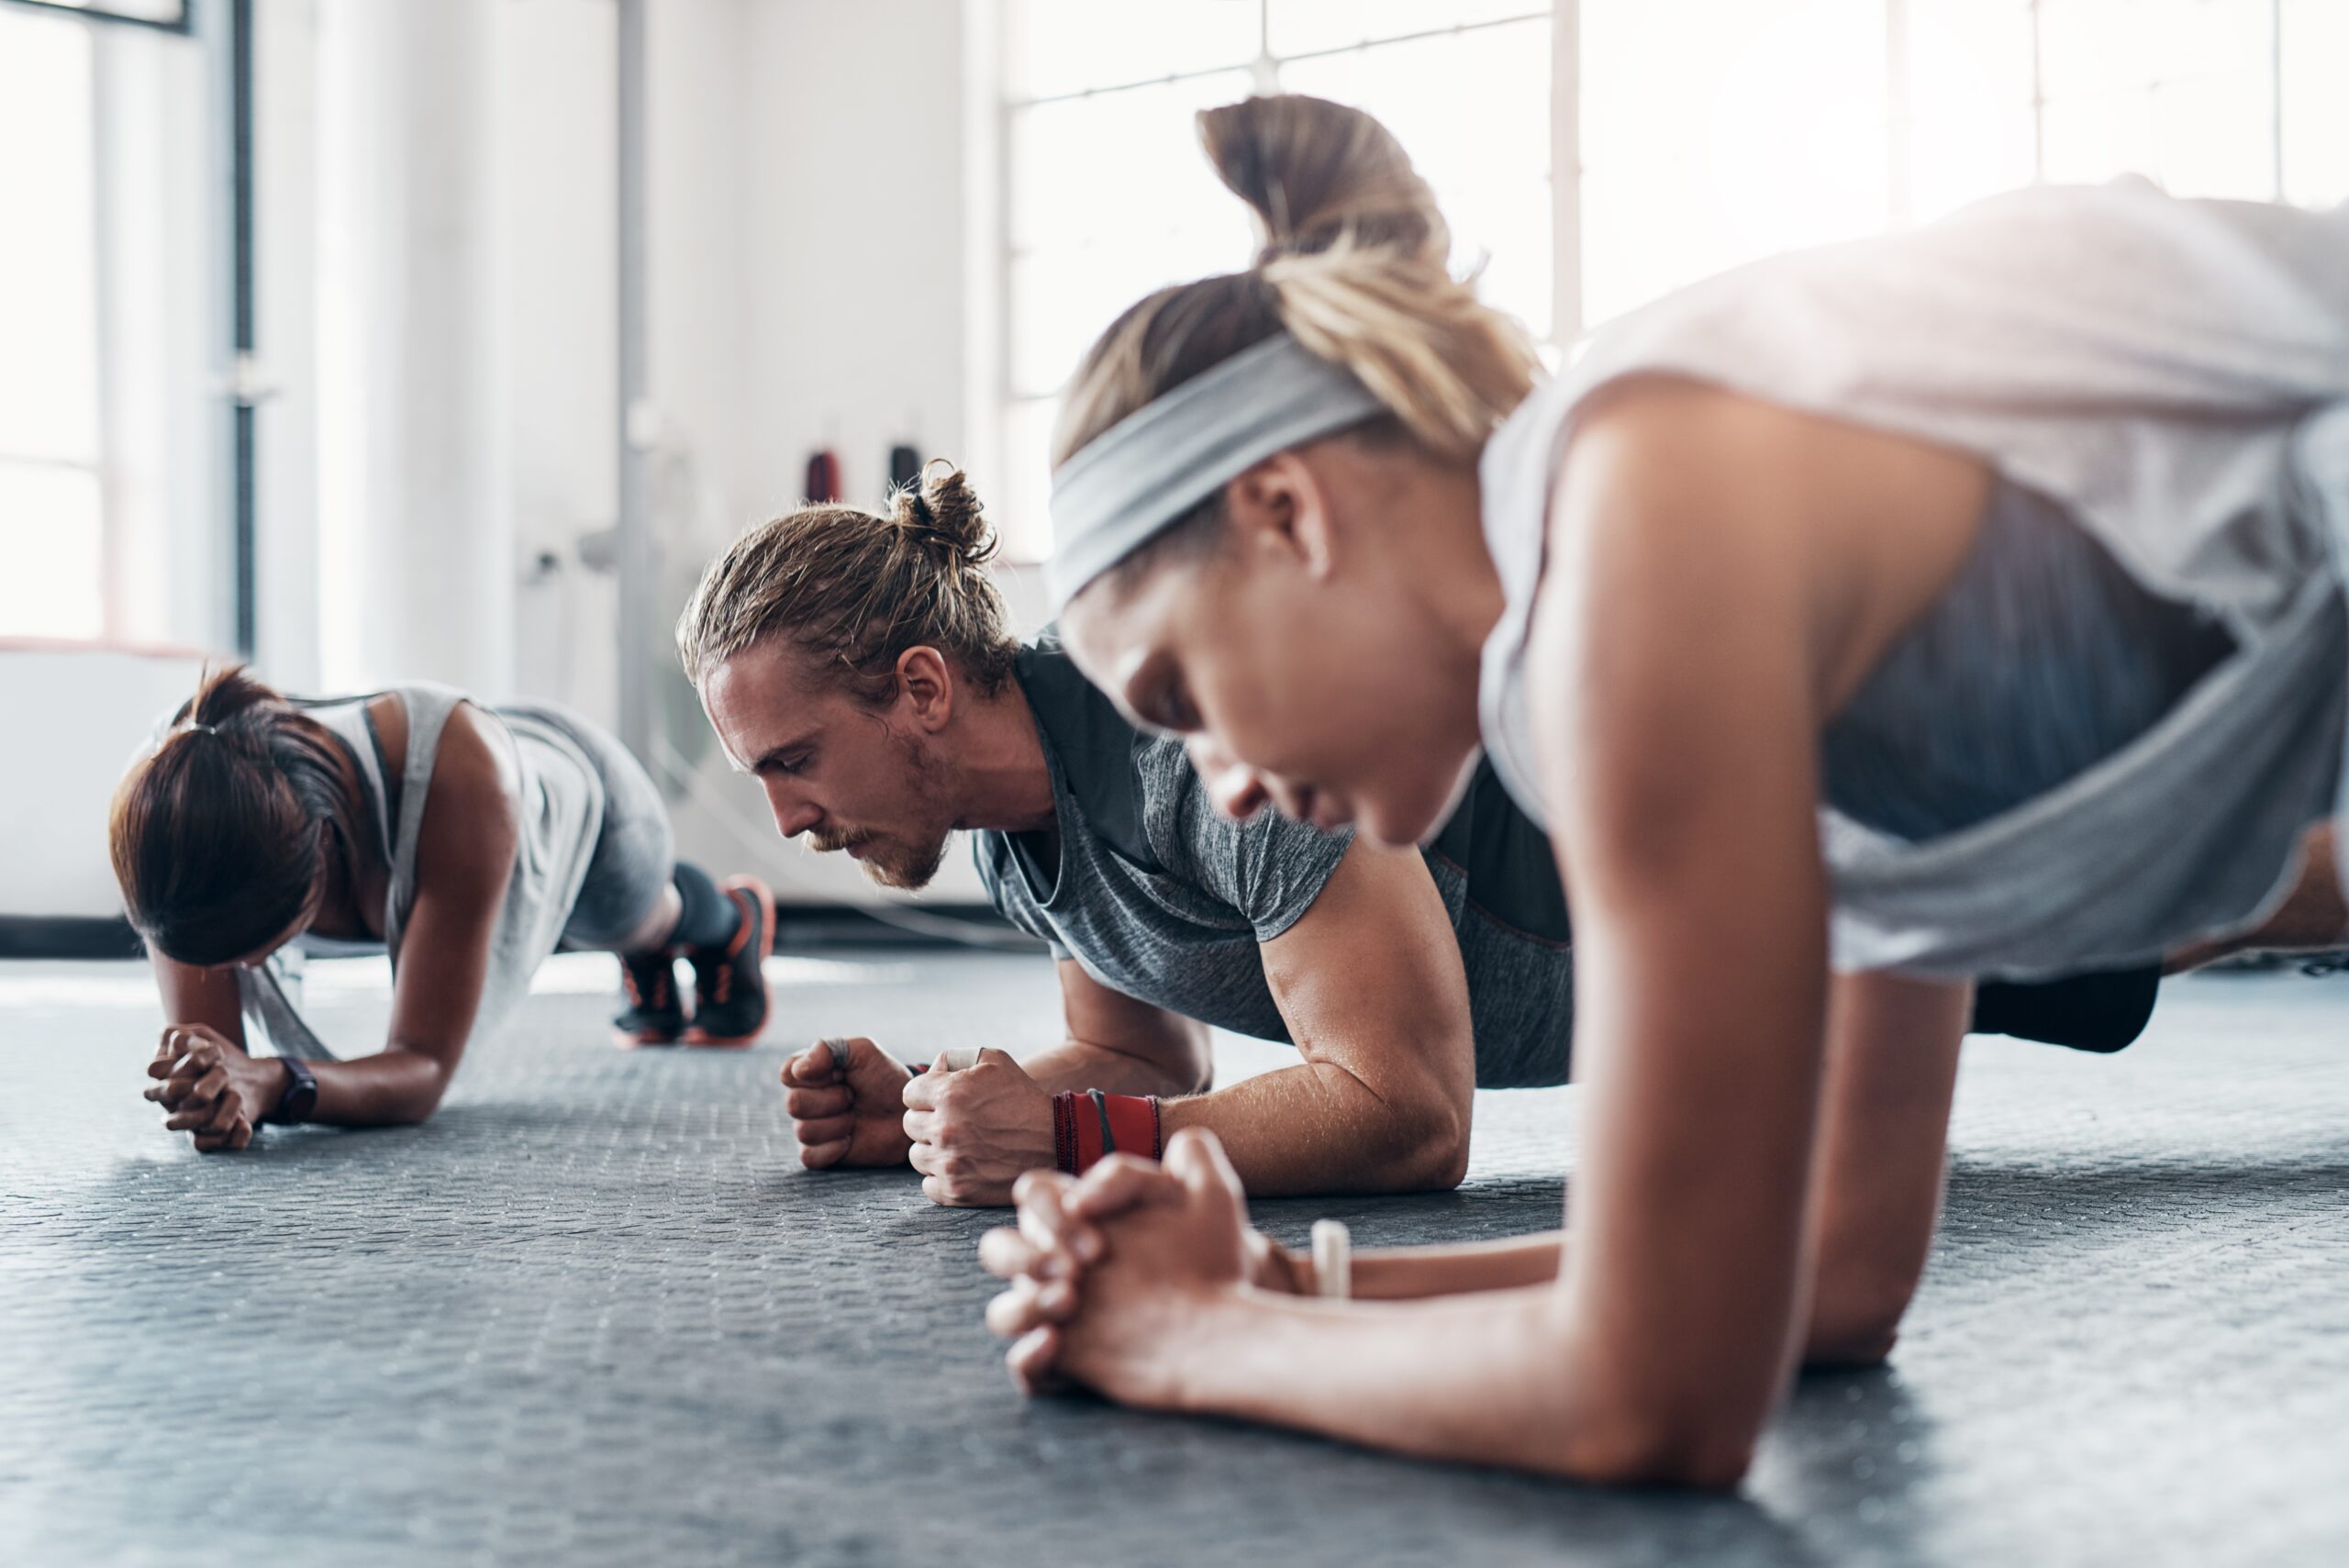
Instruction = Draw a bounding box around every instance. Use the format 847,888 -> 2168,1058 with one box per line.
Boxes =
500,703 -> 676,949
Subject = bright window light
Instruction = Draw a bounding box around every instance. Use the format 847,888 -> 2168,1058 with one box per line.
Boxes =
996,1 -> 1555,562
0,6 -> 105,640
1581,0 -> 1887,327
993,0 -> 2337,564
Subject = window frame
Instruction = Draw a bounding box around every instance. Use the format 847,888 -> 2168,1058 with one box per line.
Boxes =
0,0 -> 192,37
0,0 -> 232,652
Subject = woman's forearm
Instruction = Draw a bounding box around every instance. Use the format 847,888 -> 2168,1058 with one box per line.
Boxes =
303,1048 -> 452,1127
1169,1284 -> 1733,1485
1346,1232 -> 1564,1299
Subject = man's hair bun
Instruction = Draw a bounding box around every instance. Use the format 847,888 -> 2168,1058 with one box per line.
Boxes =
889,462 -> 996,567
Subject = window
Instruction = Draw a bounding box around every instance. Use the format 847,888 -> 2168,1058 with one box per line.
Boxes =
1581,0 -> 2346,327
994,0 -> 1554,561
0,9 -> 106,639
992,0 -> 2346,563
0,0 -> 215,647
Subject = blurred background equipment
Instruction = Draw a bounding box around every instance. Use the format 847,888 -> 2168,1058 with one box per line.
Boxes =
803,448 -> 841,504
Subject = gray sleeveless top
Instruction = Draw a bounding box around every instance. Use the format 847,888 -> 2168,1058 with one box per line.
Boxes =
1477,180 -> 2349,980
235,683 -> 605,1059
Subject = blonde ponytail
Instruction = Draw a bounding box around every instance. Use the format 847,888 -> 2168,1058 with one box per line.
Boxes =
1264,243 -> 1538,462
1056,93 -> 1536,477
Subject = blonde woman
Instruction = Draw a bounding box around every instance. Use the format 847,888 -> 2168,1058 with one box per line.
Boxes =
981,95 -> 2349,1484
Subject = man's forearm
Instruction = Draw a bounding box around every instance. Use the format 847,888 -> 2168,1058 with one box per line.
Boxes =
1019,1037 -> 1206,1098
1159,1062 -> 1467,1196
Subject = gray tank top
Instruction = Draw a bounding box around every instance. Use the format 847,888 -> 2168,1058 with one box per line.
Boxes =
1476,180 -> 2349,980
1818,475 -> 2238,841
236,683 -> 605,1060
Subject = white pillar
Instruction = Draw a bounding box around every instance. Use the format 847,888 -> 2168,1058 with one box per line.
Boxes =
314,0 -> 512,697
249,0 -> 321,689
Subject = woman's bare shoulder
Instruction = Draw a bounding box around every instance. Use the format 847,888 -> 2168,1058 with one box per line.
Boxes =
428,701 -> 520,811
1557,376 -> 1987,539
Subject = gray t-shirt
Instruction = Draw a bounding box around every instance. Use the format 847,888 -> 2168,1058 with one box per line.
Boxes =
973,640 -> 1578,1087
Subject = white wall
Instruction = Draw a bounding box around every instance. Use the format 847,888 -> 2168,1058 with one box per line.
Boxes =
738,0 -> 968,517
267,0 -> 1000,905
653,0 -> 996,905
495,0 -> 622,727
312,0 -> 515,698
247,0 -> 319,687
0,647 -> 209,917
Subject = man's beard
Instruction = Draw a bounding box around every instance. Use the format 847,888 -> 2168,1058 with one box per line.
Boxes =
806,732 -> 953,891
825,827 -> 951,891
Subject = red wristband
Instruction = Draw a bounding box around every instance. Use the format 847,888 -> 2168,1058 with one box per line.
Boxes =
1051,1090 -> 1162,1174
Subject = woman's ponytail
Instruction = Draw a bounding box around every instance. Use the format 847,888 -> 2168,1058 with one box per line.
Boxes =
1055,94 -> 1537,474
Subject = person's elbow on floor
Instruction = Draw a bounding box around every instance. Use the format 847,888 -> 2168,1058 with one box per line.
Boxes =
1297,1054 -> 1471,1193
1800,1257 -> 1920,1368
1553,1388 -> 1770,1489
1533,1320 -> 1772,1488
373,1046 -> 458,1126
1241,835 -> 1480,1195
1793,972 -> 1972,1370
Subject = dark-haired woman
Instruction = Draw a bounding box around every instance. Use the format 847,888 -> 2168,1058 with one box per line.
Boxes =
114,667 -> 776,1151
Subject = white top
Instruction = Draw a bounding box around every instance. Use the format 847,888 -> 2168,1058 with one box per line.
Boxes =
1475,180 -> 2349,979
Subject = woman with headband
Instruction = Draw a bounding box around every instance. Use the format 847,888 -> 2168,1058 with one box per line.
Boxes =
114,666 -> 776,1151
981,95 -> 2349,1483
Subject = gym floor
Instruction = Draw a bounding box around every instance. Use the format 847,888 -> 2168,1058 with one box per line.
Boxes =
2,950 -> 2343,1568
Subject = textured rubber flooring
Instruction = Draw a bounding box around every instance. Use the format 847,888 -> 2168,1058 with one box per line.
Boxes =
0,951 -> 2343,1568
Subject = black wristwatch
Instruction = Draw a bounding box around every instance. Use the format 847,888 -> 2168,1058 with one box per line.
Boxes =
266,1056 -> 319,1126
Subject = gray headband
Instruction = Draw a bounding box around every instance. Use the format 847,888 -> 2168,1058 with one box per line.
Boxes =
1046,331 -> 1386,612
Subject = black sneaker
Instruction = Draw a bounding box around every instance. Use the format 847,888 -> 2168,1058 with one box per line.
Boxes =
684,875 -> 774,1048
613,951 -> 687,1048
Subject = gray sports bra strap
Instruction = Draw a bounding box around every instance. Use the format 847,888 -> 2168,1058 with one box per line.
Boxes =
292,692 -> 395,863
381,683 -> 471,945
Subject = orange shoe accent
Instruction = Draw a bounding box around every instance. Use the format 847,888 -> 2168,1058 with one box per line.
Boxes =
613,956 -> 685,1048
683,874 -> 775,1048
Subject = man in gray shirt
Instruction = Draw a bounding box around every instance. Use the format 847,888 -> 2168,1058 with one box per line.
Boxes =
675,469 -> 2160,1206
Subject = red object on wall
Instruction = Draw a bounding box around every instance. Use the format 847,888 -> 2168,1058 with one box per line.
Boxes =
805,450 -> 841,504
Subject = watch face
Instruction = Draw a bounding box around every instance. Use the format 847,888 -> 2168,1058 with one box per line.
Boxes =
279,1060 -> 319,1123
